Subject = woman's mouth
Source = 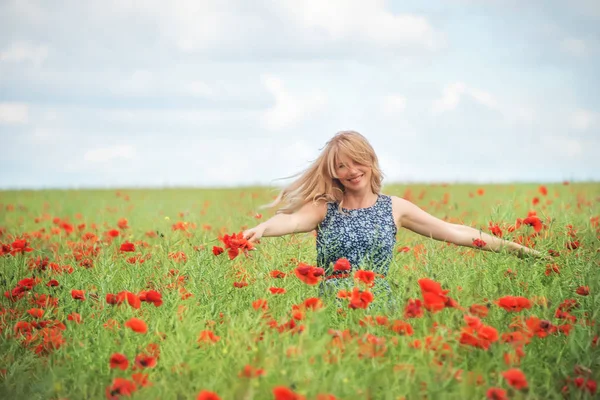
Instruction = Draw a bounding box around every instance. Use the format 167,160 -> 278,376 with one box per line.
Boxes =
348,174 -> 363,184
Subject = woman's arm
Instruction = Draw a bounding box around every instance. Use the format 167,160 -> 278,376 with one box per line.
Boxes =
392,196 -> 547,259
243,200 -> 327,243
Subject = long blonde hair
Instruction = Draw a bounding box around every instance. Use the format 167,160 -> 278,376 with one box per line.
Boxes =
266,131 -> 384,214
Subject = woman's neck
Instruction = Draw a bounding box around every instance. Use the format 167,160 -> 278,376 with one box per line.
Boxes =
342,190 -> 379,209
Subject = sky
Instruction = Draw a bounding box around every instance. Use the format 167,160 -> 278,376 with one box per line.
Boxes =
1,0 -> 599,189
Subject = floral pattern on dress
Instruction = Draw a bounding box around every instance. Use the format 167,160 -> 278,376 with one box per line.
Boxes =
316,194 -> 397,303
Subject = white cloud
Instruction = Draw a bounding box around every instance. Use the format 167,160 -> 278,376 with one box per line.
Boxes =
279,0 -> 440,49
120,70 -> 153,94
382,95 -> 407,115
467,88 -> 498,110
0,41 -> 48,66
261,74 -> 327,131
543,136 -> 584,158
432,82 -> 466,113
0,102 -> 29,124
84,145 -> 138,163
560,38 -> 587,56
571,109 -> 596,130
432,82 -> 499,113
187,81 -> 214,97
101,0 -> 441,54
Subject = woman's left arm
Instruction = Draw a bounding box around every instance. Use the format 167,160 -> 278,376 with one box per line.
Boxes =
392,196 -> 548,260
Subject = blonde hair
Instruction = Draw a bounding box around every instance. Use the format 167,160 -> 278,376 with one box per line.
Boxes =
266,131 -> 384,214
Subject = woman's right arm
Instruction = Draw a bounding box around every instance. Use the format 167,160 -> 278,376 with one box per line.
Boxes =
242,200 -> 327,243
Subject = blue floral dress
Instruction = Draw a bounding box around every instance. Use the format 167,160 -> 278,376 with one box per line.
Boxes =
316,194 -> 397,304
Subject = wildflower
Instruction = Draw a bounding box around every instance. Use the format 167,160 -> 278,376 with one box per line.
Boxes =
333,258 -> 351,272
472,238 -> 486,248
486,387 -> 507,400
349,287 -> 374,309
502,368 -> 528,390
119,242 -> 135,252
125,318 -> 148,334
109,353 -> 129,370
197,391 -> 221,400
134,353 -> 157,369
71,289 -> 86,300
354,269 -> 376,287
496,296 -> 531,312
576,286 -> 589,296
273,386 -> 305,400
294,263 -> 324,285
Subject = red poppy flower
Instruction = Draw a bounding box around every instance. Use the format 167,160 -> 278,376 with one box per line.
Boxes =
109,353 -> 129,370
10,239 -> 33,255
252,298 -> 268,311
27,308 -> 44,318
238,364 -> 265,378
576,286 -> 589,296
125,318 -> 148,334
354,270 -> 376,287
117,218 -> 129,229
486,387 -> 507,400
71,289 -> 85,300
404,298 -> 423,318
46,279 -> 60,287
131,373 -> 151,388
495,296 -> 532,312
106,377 -> 137,400
502,368 -> 528,390
349,287 -> 374,309
472,238 -> 486,248
294,263 -> 324,285
269,287 -> 286,294
390,320 -> 413,336
303,297 -> 323,310
68,312 -> 82,323
488,223 -> 502,238
233,282 -> 248,288
107,229 -> 120,238
127,292 -> 141,309
197,330 -> 220,344
134,353 -> 157,369
469,304 -> 489,318
218,232 -> 254,260
119,242 -> 135,252
333,258 -> 351,272
522,216 -> 543,233
270,270 -> 286,278
139,290 -> 163,306
212,246 -> 224,256
273,386 -> 305,400
106,292 -> 126,305
422,291 -> 446,312
197,390 -> 221,400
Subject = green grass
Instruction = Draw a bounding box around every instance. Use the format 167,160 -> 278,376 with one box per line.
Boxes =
0,183 -> 599,400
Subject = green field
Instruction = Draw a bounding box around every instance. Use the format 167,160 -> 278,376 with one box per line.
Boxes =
1,183 -> 599,399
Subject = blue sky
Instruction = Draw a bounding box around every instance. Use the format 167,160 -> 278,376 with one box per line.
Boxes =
1,0 -> 599,189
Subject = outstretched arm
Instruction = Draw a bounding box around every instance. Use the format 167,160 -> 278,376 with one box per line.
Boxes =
243,200 -> 327,243
393,196 -> 547,259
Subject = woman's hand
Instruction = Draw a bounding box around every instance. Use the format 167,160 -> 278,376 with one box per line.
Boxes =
243,224 -> 265,244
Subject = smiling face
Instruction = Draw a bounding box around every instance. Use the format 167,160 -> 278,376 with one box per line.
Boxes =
334,151 -> 373,193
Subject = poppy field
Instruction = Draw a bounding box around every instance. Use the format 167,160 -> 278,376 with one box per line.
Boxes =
1,183 -> 599,400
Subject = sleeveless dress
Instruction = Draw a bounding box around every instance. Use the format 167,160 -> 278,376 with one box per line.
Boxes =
316,194 -> 397,303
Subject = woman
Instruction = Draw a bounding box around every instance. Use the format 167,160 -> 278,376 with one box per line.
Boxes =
242,131 -> 545,297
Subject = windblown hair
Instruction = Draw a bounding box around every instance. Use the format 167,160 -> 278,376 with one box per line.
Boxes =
265,131 -> 384,214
